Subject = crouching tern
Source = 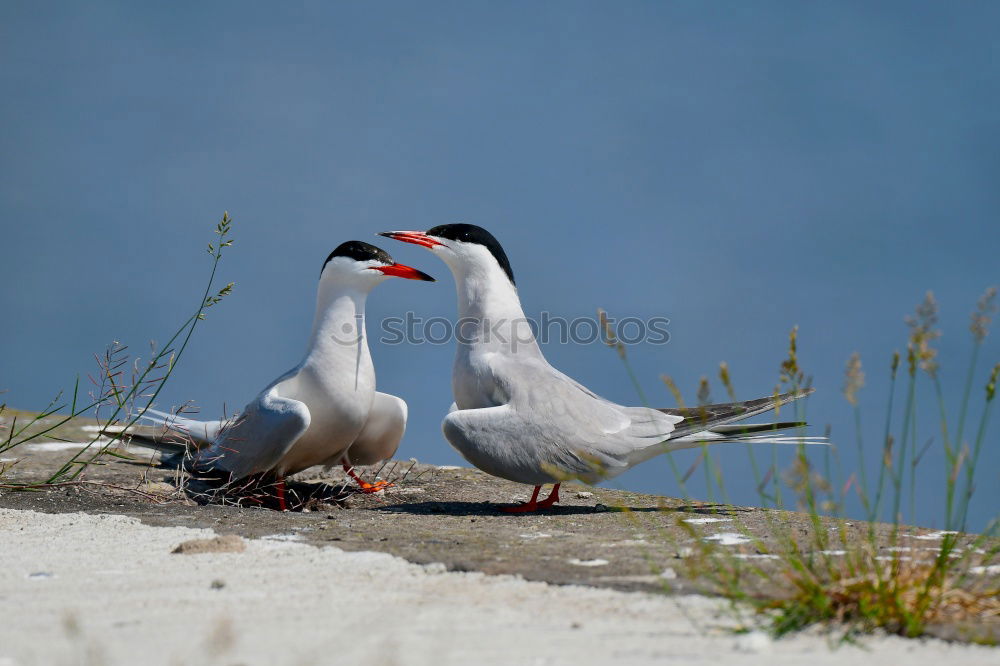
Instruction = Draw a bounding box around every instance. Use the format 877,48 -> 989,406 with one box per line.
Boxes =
141,241 -> 434,510
381,224 -> 824,513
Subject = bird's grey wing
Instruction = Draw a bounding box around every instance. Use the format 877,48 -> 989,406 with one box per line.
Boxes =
443,403 -> 578,483
137,408 -> 228,445
443,398 -> 677,485
137,366 -> 306,447
502,358 -> 629,432
343,392 -> 407,466
193,385 -> 311,479
521,360 -> 682,437
490,359 -> 682,481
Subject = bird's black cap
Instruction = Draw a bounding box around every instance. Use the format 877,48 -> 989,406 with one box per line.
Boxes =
322,240 -> 393,275
426,223 -> 515,285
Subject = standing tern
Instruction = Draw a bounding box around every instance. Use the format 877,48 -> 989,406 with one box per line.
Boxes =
141,240 -> 434,510
381,224 -> 823,512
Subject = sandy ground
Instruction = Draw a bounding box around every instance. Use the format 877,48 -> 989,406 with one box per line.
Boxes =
1,508 -> 996,666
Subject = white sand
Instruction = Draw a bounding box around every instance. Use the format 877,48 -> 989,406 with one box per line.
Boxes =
0,508 -> 995,666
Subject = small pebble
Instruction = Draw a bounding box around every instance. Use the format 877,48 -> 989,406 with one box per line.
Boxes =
576,491 -> 594,499
172,534 -> 246,554
733,631 -> 772,653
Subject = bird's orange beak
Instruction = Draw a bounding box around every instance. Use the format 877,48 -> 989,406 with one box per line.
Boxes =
371,262 -> 435,281
378,231 -> 443,249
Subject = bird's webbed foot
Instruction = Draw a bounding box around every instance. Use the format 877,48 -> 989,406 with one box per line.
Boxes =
341,461 -> 394,494
500,484 -> 560,513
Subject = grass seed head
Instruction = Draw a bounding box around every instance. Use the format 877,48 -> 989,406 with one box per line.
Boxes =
597,308 -> 626,359
696,376 -> 711,407
906,291 -> 941,377
780,326 -> 803,385
843,352 -> 865,406
660,374 -> 685,408
718,362 -> 736,400
970,286 -> 998,343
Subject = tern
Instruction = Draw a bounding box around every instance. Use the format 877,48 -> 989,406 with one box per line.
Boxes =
140,240 -> 434,510
381,224 -> 823,512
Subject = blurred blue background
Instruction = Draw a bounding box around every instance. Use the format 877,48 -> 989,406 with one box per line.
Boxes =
2,2 -> 997,530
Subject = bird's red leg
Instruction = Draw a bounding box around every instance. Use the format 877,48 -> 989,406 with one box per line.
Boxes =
341,460 -> 393,493
537,483 -> 561,509
275,478 -> 288,512
500,485 -> 543,513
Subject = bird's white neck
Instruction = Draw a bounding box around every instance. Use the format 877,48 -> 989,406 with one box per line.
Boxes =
450,261 -> 541,358
303,281 -> 372,366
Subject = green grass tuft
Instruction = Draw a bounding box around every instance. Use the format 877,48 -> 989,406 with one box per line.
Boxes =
605,287 -> 999,641
0,212 -> 236,487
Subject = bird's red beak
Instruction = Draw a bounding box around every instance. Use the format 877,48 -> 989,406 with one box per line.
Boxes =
378,231 -> 443,249
371,262 -> 435,281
